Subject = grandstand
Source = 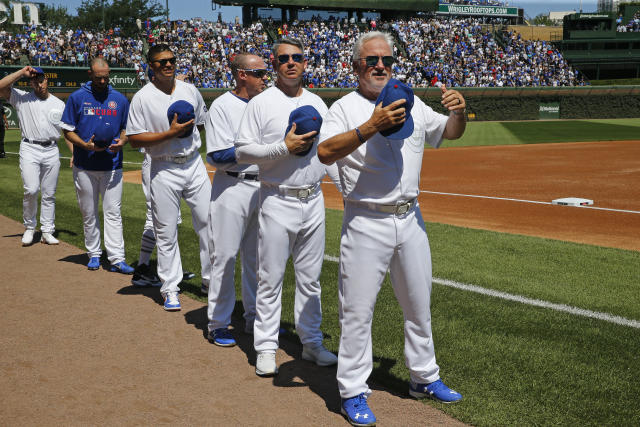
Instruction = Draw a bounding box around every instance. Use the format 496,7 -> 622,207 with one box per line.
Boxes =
557,3 -> 640,80
0,0 -> 583,89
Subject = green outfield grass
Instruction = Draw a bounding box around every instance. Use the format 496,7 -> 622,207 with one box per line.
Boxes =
1,126 -> 639,426
444,118 -> 640,148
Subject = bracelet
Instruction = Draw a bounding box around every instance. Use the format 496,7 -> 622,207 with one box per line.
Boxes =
354,127 -> 366,144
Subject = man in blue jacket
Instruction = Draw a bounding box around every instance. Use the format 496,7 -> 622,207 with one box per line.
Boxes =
61,57 -> 134,273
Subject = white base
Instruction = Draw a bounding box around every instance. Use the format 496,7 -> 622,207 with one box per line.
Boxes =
552,197 -> 594,206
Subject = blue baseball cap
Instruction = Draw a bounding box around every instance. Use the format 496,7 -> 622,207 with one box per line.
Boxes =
32,67 -> 45,75
93,122 -> 116,148
284,105 -> 323,157
167,100 -> 195,138
375,78 -> 414,140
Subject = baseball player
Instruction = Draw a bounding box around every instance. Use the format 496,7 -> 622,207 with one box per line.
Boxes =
132,66 -> 195,288
317,32 -> 467,425
126,43 -> 212,312
234,38 -> 340,376
0,99 -> 8,158
0,66 -> 65,246
204,52 -> 268,346
61,58 -> 134,274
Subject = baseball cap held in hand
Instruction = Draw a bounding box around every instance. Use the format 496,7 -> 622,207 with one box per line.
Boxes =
285,105 -> 323,157
93,122 -> 115,148
167,100 -> 195,138
375,78 -> 414,140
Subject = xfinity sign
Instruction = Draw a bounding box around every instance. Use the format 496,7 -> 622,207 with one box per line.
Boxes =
0,2 -> 40,26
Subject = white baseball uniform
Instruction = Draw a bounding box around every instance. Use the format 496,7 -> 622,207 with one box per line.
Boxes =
235,86 -> 334,354
126,79 -> 212,295
10,88 -> 64,234
319,91 -> 449,399
205,91 -> 259,333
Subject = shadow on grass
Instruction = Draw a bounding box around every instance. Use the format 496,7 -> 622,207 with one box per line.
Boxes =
501,120 -> 640,144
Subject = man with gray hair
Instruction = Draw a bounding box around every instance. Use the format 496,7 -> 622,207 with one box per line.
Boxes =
318,31 -> 467,425
204,52 -> 269,347
234,38 -> 341,376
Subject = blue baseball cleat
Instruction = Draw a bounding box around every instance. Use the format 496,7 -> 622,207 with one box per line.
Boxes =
208,328 -> 236,347
409,379 -> 462,403
87,256 -> 100,270
163,292 -> 181,311
109,261 -> 134,275
341,393 -> 376,426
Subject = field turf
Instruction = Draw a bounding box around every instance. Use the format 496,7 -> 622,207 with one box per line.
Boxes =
1,120 -> 639,426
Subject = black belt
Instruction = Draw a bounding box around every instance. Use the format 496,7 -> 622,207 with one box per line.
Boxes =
23,138 -> 56,147
225,171 -> 259,181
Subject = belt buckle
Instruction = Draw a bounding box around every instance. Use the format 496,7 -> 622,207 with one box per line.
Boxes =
297,188 -> 312,199
395,201 -> 410,215
174,155 -> 187,164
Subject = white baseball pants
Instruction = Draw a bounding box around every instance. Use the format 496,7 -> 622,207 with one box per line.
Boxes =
139,154 -> 184,265
150,156 -> 211,295
72,166 -> 125,264
19,142 -> 60,233
253,185 -> 325,353
337,202 -> 440,399
207,171 -> 259,332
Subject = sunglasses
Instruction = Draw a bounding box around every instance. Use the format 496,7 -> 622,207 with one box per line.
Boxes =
153,57 -> 177,66
361,55 -> 395,67
277,53 -> 304,64
240,68 -> 269,78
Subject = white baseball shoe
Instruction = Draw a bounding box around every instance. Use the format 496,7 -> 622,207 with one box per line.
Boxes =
41,232 -> 59,245
302,342 -> 338,367
255,351 -> 278,377
21,229 -> 34,246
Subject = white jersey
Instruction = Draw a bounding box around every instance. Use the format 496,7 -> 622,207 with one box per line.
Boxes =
205,91 -> 257,174
319,91 -> 448,205
235,86 -> 328,187
10,88 -> 65,141
126,79 -> 206,158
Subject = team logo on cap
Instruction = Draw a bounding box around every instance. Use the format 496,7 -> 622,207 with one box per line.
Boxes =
108,101 -> 117,109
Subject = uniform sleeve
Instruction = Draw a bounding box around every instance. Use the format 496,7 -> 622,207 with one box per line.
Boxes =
205,99 -> 235,155
325,162 -> 342,193
416,97 -> 448,149
125,92 -> 147,136
318,99 -> 348,144
194,87 -> 207,126
235,97 -> 263,148
9,87 -> 26,109
60,93 -> 79,132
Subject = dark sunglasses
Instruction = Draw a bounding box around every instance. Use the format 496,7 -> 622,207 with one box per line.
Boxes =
277,53 -> 304,64
240,68 -> 269,78
153,57 -> 177,66
362,55 -> 395,67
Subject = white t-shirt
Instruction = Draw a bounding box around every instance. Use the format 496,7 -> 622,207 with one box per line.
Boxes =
126,79 -> 206,158
235,86 -> 328,187
319,91 -> 448,204
10,88 -> 64,141
205,91 -> 257,174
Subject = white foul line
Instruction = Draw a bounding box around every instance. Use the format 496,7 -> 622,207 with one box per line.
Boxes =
419,190 -> 640,215
323,254 -> 640,329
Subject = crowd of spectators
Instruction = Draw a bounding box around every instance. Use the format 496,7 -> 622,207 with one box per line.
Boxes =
0,25 -> 144,67
394,18 -> 583,87
616,12 -> 640,32
0,15 -> 585,88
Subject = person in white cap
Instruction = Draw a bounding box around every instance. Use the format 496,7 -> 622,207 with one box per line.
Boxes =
318,31 -> 467,426
0,66 -> 65,246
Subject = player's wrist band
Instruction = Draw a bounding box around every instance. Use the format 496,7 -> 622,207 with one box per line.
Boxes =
452,109 -> 466,117
355,127 -> 366,144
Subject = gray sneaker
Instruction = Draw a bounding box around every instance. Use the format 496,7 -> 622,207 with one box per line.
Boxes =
131,264 -> 161,287
302,342 -> 338,367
